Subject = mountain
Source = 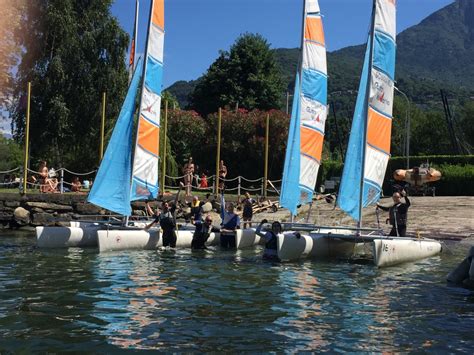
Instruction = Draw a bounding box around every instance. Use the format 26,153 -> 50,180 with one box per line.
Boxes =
396,0 -> 474,89
166,0 -> 474,109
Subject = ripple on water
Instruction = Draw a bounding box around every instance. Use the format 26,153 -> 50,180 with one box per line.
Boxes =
0,233 -> 473,352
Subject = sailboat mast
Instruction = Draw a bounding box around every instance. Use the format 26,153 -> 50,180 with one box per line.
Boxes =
129,0 -> 140,83
357,0 -> 377,230
287,0 -> 307,220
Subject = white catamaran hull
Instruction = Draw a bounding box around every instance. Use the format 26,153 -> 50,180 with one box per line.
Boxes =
373,238 -> 442,267
277,229 -> 362,261
278,230 -> 441,267
36,222 -> 101,248
235,228 -> 262,248
97,228 -> 260,253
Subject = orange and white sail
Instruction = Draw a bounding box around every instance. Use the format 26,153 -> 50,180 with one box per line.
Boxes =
131,0 -> 164,200
338,0 -> 397,222
280,0 -> 327,216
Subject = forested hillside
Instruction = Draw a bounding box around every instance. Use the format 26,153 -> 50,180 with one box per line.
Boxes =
167,0 -> 474,110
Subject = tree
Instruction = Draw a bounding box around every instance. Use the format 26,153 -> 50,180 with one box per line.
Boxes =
0,0 -> 24,112
161,91 -> 180,110
0,136 -> 23,171
189,33 -> 285,116
9,0 -> 129,171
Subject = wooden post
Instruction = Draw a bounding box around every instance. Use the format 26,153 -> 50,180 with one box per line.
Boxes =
100,92 -> 106,160
264,113 -> 270,198
22,82 -> 31,194
161,100 -> 168,195
215,108 -> 222,194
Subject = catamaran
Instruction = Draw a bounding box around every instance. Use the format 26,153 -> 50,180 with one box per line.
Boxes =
37,0 -> 260,251
277,0 -> 442,267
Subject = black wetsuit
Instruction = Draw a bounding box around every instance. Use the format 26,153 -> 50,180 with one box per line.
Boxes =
192,223 -> 219,249
242,198 -> 254,220
155,207 -> 177,247
379,196 -> 411,237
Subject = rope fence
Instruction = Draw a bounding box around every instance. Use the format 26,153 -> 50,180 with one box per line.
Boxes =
0,166 -> 282,197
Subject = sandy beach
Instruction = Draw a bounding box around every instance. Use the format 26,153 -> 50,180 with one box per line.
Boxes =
255,196 -> 474,240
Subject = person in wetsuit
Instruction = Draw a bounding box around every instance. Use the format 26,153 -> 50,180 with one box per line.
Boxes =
190,195 -> 204,225
376,190 -> 411,237
220,192 -> 240,248
241,192 -> 255,228
145,183 -> 183,247
256,219 -> 281,261
192,214 -> 220,249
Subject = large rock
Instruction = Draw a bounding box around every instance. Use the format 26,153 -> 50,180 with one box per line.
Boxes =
4,201 -> 20,208
13,207 -> 31,225
25,202 -> 73,212
31,212 -> 55,226
0,211 -> 12,223
75,202 -> 102,215
202,202 -> 213,213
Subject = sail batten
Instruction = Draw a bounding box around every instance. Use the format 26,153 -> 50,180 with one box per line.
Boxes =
131,0 -> 164,201
280,0 -> 327,216
337,0 -> 397,222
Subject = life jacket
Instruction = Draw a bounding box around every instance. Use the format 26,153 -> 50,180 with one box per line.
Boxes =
389,203 -> 408,226
265,232 -> 278,250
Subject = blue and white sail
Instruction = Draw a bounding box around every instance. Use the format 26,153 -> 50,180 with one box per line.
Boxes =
88,58 -> 144,216
280,0 -> 328,217
130,0 -> 164,201
338,0 -> 397,222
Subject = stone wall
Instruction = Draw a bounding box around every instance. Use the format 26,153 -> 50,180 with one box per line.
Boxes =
0,193 -> 150,228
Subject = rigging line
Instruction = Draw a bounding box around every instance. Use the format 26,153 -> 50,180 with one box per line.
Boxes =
331,101 -> 345,162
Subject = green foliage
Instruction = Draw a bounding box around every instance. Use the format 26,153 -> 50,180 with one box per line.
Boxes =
161,91 -> 180,110
164,109 -> 289,181
10,0 -> 129,171
189,33 -> 285,116
388,155 -> 474,170
434,164 -> 474,196
166,109 -> 206,170
0,136 -> 23,171
317,159 -> 343,188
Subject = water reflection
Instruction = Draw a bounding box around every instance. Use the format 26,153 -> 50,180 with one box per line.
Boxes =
0,232 -> 473,352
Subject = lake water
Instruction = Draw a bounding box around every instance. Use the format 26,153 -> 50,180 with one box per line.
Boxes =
0,231 -> 473,352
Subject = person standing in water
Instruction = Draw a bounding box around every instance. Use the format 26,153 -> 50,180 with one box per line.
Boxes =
256,219 -> 281,261
191,214 -> 220,250
219,191 -> 240,248
376,189 -> 411,237
145,182 -> 183,247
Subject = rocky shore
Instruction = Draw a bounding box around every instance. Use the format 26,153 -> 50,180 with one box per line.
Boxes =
0,193 -> 150,229
1,193 -> 473,241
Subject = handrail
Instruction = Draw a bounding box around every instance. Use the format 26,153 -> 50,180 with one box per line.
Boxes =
7,165 -> 288,197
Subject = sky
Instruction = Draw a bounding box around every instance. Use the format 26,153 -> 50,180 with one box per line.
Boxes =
111,0 -> 454,89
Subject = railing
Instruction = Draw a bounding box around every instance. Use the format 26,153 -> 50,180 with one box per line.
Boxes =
0,166 -> 282,197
